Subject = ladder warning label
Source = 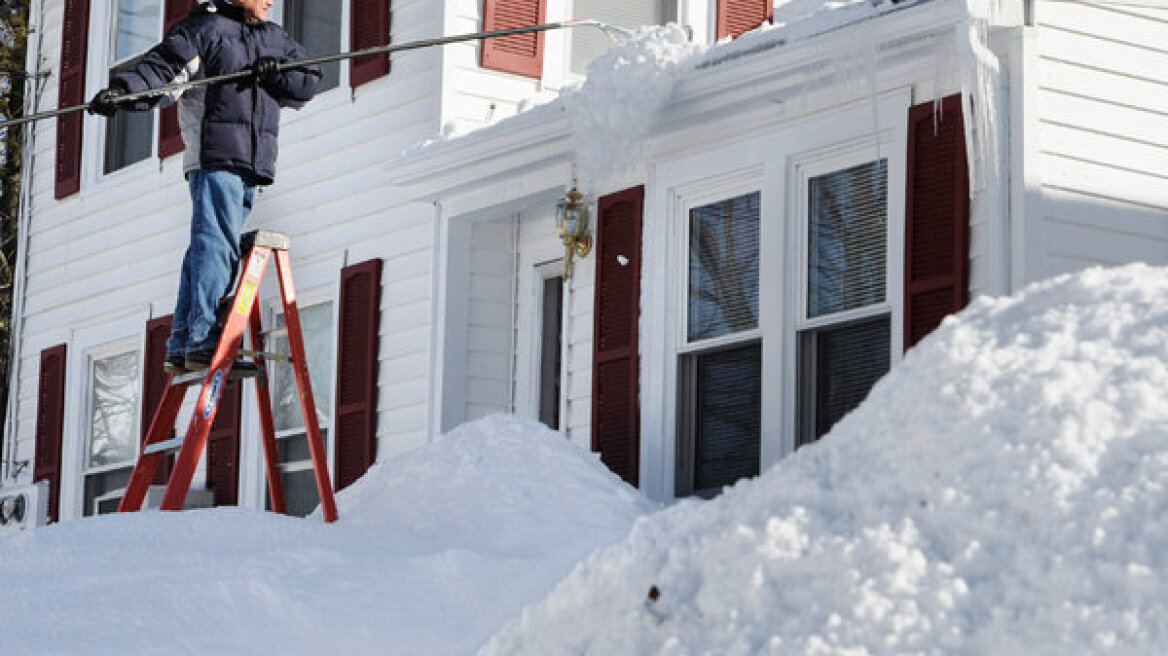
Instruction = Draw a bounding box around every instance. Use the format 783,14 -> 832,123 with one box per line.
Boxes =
235,278 -> 258,314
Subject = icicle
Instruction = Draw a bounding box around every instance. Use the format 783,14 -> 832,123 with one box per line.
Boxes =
956,0 -> 1005,197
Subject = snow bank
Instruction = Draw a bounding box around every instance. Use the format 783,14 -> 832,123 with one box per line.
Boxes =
0,415 -> 654,655
481,264 -> 1168,655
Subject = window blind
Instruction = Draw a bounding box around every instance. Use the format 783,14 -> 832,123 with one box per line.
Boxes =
807,159 -> 888,318
798,315 -> 889,446
692,342 -> 761,493
688,191 -> 760,341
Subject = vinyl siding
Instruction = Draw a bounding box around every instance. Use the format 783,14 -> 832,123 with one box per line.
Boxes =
1033,1 -> 1168,277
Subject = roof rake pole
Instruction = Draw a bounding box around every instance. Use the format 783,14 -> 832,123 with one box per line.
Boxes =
0,19 -> 609,131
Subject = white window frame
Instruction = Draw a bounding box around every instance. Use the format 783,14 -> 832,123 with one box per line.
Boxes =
84,0 -> 165,188
59,311 -> 149,522
642,88 -> 911,502
671,167 -> 766,497
782,134 -> 907,455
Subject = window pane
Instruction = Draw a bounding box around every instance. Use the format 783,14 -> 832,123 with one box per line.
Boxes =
265,432 -> 327,517
284,0 -> 341,91
797,315 -> 889,447
83,466 -> 133,517
539,276 -> 563,430
272,302 -> 333,431
114,0 -> 160,61
104,109 -> 153,174
89,352 -> 140,468
691,342 -> 761,493
807,159 -> 887,318
688,191 -> 760,341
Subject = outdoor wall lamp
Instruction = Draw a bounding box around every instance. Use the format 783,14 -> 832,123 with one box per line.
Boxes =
555,187 -> 592,279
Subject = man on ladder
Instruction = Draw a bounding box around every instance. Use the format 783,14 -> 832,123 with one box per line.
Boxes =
88,0 -> 320,374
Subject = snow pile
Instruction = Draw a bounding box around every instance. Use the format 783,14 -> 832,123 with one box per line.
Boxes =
0,415 -> 654,655
482,264 -> 1168,655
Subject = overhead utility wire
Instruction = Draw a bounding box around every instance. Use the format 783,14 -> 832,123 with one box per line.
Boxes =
0,19 -> 621,131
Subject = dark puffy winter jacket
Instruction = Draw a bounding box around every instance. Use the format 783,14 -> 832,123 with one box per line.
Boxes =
114,0 -> 320,185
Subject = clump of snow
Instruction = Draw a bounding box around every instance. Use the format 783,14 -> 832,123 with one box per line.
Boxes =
0,415 -> 655,655
566,24 -> 703,189
482,264 -> 1168,655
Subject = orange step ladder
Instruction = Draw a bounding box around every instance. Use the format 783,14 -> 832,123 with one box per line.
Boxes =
119,230 -> 338,522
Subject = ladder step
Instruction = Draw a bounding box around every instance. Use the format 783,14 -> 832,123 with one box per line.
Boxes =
255,327 -> 289,340
171,363 -> 265,387
143,435 -> 185,455
241,230 -> 291,252
239,348 -> 293,363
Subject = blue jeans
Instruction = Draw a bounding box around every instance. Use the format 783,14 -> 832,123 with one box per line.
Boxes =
167,169 -> 256,355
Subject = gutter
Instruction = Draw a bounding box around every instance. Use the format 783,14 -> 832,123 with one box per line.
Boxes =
3,0 -> 45,483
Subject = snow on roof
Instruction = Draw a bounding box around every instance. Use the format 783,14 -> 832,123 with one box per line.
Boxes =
396,0 -> 952,191
481,263 -> 1168,654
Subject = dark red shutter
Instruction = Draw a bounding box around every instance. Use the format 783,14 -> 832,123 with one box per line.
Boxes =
34,345 -> 67,523
141,316 -> 176,484
716,0 -> 773,40
351,0 -> 391,88
206,380 -> 242,506
55,0 -> 90,199
591,186 -> 643,486
158,0 -> 195,159
481,0 -> 545,78
334,258 -> 381,490
905,94 -> 970,350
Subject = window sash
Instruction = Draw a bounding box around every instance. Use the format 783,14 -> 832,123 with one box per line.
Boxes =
105,0 -> 161,173
687,191 -> 760,344
280,0 -> 342,91
677,341 -> 761,497
797,315 -> 890,447
806,159 -> 888,320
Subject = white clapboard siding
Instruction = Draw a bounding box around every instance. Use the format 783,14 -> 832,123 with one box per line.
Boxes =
1033,1 -> 1168,278
10,0 -> 447,481
464,219 -> 517,420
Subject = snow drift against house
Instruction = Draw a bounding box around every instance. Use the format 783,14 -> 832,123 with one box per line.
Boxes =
482,264 -> 1168,655
0,415 -> 656,655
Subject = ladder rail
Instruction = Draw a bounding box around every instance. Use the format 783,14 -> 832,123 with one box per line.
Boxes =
274,249 -> 340,523
249,302 -> 287,514
118,380 -> 188,512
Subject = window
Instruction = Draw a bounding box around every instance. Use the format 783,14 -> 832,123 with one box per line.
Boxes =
569,0 -> 674,74
104,0 -> 162,174
796,158 -> 890,447
83,350 -> 140,515
538,274 -> 563,430
273,0 -> 342,92
676,190 -> 761,497
267,301 -> 333,517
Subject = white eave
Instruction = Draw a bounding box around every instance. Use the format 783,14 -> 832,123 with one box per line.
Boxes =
386,0 -> 976,211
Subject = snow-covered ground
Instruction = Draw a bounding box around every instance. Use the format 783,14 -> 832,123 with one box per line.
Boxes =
3,264 -> 1165,655
0,416 -> 656,655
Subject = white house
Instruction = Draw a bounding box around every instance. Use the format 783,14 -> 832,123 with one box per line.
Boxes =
1,0 -> 1165,532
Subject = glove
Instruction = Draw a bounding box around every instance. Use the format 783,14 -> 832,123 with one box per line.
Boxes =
251,56 -> 281,86
88,85 -> 126,117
